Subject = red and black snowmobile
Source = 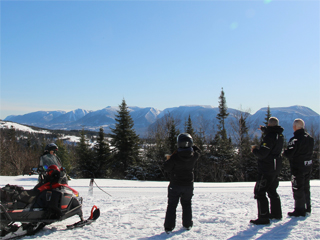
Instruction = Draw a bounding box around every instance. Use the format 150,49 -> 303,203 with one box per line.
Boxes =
0,166 -> 100,239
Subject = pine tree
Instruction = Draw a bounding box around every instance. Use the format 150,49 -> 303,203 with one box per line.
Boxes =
264,105 -> 272,126
210,88 -> 234,182
216,88 -> 229,140
143,113 -> 178,181
76,128 -> 94,178
185,115 -> 195,137
311,133 -> 320,180
166,118 -> 179,153
110,99 -> 140,178
56,138 -> 71,174
93,127 -> 111,178
236,114 -> 257,181
193,127 -> 207,182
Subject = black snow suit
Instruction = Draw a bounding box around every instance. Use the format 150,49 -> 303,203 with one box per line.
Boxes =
163,146 -> 200,231
252,125 -> 284,219
283,128 -> 314,213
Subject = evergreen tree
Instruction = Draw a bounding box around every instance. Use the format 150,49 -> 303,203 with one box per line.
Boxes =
185,115 -> 195,137
306,123 -> 319,180
76,128 -> 93,178
236,114 -> 257,181
216,88 -> 229,140
93,127 -> 111,178
110,99 -> 140,178
143,113 -> 178,181
166,118 -> 179,153
210,88 -> 234,182
263,105 -> 272,126
311,133 -> 320,180
193,128 -> 207,182
215,88 -> 233,153
56,138 -> 71,174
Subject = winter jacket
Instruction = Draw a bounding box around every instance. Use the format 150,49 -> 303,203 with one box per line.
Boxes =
283,128 -> 314,173
252,126 -> 284,175
164,146 -> 201,186
39,153 -> 63,169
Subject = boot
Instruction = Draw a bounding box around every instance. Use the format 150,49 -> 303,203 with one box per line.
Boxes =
270,196 -> 282,220
250,199 -> 270,225
250,218 -> 270,225
306,204 -> 311,214
268,213 -> 282,220
288,210 -> 306,217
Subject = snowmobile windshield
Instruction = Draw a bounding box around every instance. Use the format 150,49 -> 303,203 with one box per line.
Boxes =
39,154 -> 62,170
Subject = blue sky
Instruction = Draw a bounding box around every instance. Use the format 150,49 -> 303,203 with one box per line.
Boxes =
1,0 -> 319,119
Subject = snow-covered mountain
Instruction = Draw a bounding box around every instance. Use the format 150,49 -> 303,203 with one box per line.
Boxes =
249,106 -> 320,138
3,105 -> 319,138
151,105 -> 319,138
4,106 -> 162,135
49,109 -> 92,124
5,110 -> 66,124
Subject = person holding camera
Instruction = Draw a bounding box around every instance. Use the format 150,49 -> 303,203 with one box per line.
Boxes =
250,117 -> 284,225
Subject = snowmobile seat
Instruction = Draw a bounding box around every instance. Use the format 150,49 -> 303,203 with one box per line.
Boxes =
0,185 -> 24,203
14,189 -> 38,204
0,185 -> 38,207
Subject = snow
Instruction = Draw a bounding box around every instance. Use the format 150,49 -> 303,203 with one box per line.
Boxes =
0,121 -> 81,145
0,121 -> 51,134
1,176 -> 319,239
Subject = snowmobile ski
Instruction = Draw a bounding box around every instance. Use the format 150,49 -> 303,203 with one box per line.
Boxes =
1,222 -> 46,240
66,205 -> 100,229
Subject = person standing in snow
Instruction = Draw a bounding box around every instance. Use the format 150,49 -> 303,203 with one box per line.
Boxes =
163,133 -> 201,233
283,118 -> 314,217
250,117 -> 284,225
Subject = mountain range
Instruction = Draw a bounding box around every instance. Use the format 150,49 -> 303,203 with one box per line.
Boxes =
4,105 -> 320,139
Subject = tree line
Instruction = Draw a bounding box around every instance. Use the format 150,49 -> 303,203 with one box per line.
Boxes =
1,90 -> 319,182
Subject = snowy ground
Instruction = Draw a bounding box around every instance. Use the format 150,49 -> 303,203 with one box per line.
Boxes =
1,176 -> 319,240
0,121 -> 81,144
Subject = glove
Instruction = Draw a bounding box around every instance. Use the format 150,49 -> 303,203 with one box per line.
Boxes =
192,145 -> 201,153
37,166 -> 45,173
260,125 -> 267,133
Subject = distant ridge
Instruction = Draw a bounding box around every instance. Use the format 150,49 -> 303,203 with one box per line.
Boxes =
4,105 -> 319,138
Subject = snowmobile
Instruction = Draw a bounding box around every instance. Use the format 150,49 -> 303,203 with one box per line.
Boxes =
0,165 -> 100,239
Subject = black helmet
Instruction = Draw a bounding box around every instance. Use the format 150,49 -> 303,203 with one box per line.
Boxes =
177,133 -> 193,148
45,143 -> 58,152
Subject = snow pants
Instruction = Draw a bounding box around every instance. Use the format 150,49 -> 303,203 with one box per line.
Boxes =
164,184 -> 194,231
291,170 -> 312,212
254,174 -> 282,218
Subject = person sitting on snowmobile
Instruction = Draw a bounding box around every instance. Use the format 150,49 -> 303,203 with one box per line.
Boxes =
0,164 -> 99,239
38,143 -> 68,184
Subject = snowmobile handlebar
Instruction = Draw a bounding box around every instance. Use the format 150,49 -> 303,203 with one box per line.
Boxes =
29,166 -> 66,175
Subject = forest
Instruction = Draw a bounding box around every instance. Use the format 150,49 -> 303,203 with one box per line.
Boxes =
1,90 -> 319,182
